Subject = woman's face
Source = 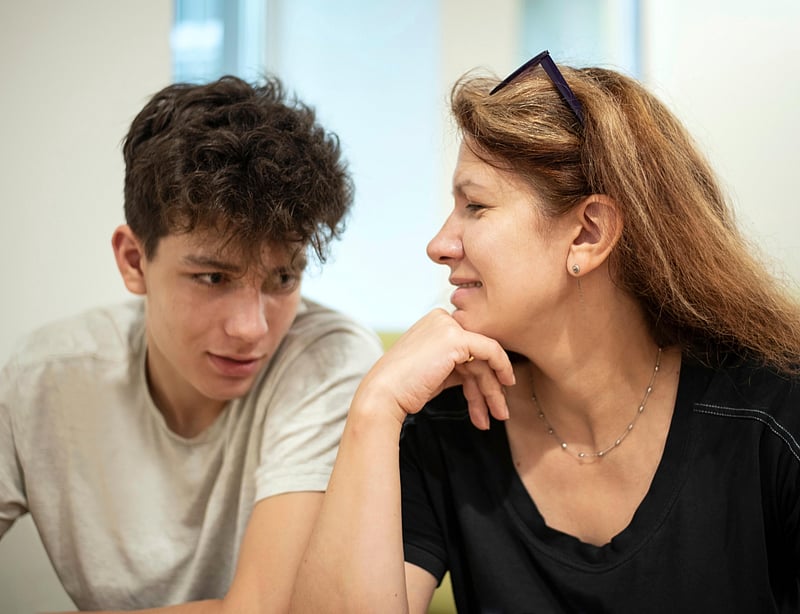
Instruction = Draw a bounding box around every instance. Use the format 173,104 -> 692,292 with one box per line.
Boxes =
427,141 -> 575,352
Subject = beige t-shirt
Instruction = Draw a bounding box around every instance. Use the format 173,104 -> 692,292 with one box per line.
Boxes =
0,298 -> 382,609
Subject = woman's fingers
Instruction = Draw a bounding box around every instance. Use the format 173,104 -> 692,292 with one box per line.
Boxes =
456,356 -> 512,430
460,375 -> 491,431
358,309 -> 516,424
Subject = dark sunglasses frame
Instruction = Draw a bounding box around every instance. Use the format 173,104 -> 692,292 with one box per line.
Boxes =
489,50 -> 585,127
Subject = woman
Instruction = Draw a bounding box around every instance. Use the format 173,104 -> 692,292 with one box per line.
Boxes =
291,52 -> 800,613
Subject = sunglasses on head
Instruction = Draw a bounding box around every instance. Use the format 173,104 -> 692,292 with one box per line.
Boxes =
490,50 -> 584,127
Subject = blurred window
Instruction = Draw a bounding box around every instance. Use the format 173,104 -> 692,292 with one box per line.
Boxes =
521,0 -> 641,76
171,0 -> 440,332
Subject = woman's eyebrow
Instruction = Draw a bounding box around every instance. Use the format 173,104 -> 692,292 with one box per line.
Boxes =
452,177 -> 477,193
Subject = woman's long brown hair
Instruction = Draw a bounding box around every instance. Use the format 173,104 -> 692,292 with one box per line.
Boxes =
452,64 -> 800,373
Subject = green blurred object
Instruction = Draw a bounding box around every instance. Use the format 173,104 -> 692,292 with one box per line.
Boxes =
377,330 -> 404,350
428,572 -> 456,613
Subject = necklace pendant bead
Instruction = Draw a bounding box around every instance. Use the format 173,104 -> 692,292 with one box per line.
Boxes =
561,442 -> 568,449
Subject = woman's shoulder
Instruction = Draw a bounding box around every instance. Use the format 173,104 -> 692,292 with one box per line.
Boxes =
698,355 -> 800,411
692,355 -> 800,459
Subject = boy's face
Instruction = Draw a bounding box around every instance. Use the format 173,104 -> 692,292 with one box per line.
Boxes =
138,230 -> 304,416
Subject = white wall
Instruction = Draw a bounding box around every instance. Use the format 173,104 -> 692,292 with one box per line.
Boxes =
0,1 -> 172,361
641,0 -> 800,276
0,2 -> 171,611
0,0 -> 797,611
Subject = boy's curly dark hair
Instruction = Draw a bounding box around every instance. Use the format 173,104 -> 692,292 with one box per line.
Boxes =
122,75 -> 353,263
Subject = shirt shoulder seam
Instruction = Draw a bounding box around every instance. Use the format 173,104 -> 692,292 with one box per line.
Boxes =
694,402 -> 800,463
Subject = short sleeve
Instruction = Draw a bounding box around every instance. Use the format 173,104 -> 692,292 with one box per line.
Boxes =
0,358 -> 28,537
782,458 -> 800,577
400,414 -> 449,583
771,411 -> 800,577
254,320 -> 383,500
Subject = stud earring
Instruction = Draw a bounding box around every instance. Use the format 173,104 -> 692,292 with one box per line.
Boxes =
571,264 -> 580,275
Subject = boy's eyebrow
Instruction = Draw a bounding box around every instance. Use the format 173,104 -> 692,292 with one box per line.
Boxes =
182,253 -> 307,274
182,254 -> 242,273
291,252 -> 309,271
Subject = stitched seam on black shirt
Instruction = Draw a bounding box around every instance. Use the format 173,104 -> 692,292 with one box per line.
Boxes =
694,403 -> 800,464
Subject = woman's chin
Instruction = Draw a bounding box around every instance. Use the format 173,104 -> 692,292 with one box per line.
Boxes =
453,310 -> 496,338
451,309 -> 474,330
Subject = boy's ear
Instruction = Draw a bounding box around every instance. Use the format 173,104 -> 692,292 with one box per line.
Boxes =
112,224 -> 147,295
565,194 -> 622,276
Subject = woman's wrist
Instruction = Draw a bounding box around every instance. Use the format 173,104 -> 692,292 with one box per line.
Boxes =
348,382 -> 411,436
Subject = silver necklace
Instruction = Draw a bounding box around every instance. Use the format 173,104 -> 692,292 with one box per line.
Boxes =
531,347 -> 662,462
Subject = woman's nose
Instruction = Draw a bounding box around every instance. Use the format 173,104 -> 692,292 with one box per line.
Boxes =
426,215 -> 463,265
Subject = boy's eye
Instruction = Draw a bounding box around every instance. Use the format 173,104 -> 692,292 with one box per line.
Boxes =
278,271 -> 301,290
264,271 -> 301,293
195,272 -> 226,285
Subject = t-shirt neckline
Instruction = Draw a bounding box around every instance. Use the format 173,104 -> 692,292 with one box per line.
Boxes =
492,358 -> 714,569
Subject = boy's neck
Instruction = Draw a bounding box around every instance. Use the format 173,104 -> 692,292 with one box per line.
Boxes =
156,396 -> 228,438
144,352 -> 229,438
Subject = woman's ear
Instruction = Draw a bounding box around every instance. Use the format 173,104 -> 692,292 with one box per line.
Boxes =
112,224 -> 147,295
565,194 -> 622,276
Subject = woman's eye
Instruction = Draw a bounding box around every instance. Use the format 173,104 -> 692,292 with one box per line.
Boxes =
466,203 -> 486,212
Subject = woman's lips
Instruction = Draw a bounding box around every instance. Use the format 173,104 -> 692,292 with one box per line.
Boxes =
450,281 -> 483,307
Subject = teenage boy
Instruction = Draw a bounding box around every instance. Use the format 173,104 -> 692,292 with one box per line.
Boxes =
0,75 -> 382,612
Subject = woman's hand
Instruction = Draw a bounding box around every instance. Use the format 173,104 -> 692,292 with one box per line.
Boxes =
355,309 -> 515,430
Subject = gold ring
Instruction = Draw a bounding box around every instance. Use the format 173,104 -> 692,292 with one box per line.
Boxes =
466,355 -> 475,363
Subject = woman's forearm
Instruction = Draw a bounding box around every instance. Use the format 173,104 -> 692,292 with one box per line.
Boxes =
290,310 -> 514,613
291,395 -> 409,613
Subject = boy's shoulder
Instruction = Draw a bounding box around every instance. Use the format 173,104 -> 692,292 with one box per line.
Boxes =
288,297 -> 382,349
7,300 -> 145,370
261,298 -> 383,381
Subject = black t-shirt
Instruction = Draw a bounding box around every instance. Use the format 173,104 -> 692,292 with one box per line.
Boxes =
400,357 -> 800,613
